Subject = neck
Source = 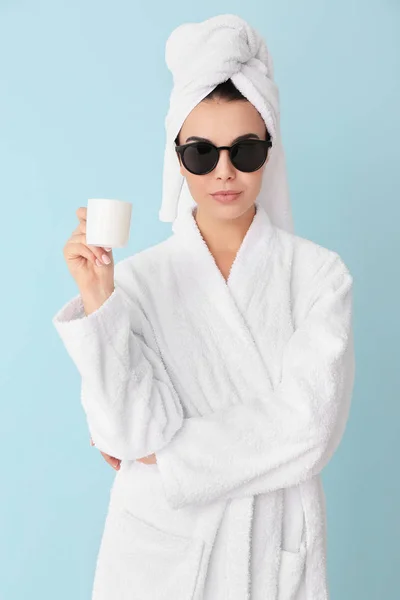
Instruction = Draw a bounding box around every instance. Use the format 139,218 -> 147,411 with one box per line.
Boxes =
194,203 -> 257,255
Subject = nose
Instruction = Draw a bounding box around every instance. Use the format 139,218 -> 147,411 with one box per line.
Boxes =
213,148 -> 236,179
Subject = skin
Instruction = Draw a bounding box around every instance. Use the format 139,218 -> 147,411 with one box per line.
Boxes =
177,96 -> 269,277
95,96 -> 270,470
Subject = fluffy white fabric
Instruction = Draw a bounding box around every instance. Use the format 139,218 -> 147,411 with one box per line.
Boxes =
53,201 -> 355,599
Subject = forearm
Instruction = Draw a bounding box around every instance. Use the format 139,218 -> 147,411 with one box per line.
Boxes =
52,284 -> 184,460
156,255 -> 354,509
157,335 -> 354,508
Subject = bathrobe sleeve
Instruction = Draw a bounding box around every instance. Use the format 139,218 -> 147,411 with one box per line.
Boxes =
52,260 -> 184,460
155,253 -> 355,509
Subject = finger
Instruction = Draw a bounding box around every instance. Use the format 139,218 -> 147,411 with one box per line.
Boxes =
70,230 -> 113,258
71,222 -> 85,236
103,454 -> 121,470
67,234 -> 112,266
65,239 -> 98,266
76,207 -> 87,221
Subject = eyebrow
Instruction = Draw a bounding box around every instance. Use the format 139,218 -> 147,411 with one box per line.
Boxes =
184,133 -> 261,144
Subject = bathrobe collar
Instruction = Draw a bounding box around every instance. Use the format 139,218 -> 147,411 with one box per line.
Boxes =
171,199 -> 276,292
170,198 -> 287,399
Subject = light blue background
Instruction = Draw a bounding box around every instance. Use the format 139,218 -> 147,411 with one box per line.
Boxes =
1,1 -> 398,598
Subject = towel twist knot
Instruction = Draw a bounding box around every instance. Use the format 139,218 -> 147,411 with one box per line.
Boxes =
166,14 -> 272,89
165,14 -> 279,141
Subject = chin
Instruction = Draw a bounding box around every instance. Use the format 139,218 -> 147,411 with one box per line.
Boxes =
206,197 -> 256,220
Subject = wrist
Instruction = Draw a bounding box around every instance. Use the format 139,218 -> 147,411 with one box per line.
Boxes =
81,286 -> 115,316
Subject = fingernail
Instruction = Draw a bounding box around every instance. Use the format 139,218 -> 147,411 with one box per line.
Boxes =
104,247 -> 112,252
102,254 -> 111,265
95,258 -> 103,267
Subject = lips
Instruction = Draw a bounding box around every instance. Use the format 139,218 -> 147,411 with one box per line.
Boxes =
211,191 -> 242,203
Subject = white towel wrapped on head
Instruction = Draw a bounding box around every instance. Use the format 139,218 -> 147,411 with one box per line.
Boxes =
159,13 -> 294,234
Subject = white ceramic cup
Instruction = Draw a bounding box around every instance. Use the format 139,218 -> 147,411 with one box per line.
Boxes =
86,198 -> 132,248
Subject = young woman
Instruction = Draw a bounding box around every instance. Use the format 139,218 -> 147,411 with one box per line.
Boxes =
53,16 -> 355,600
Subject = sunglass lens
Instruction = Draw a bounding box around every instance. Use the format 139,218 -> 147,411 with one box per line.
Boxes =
231,141 -> 268,172
182,143 -> 218,174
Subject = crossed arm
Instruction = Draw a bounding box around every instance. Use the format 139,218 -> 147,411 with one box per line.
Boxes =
54,254 -> 354,509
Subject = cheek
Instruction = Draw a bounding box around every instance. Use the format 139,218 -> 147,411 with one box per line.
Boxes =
242,172 -> 262,191
184,173 -> 208,197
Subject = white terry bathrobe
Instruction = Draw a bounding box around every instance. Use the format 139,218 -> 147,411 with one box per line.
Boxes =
52,14 -> 355,600
52,201 -> 355,600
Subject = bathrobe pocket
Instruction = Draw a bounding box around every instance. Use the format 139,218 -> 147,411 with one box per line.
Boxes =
92,505 -> 205,600
277,540 -> 307,600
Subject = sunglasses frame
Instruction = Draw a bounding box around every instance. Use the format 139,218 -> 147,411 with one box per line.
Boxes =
175,138 -> 273,175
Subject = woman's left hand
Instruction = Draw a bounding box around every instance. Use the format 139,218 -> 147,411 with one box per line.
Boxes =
90,437 -> 120,470
90,437 -> 157,465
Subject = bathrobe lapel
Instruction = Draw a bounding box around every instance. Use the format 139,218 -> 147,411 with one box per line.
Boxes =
171,201 -> 295,599
171,200 -> 294,398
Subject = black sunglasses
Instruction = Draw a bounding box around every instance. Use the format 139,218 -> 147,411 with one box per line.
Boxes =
175,138 -> 272,175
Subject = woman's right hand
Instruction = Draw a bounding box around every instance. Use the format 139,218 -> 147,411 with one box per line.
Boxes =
63,207 -> 115,295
